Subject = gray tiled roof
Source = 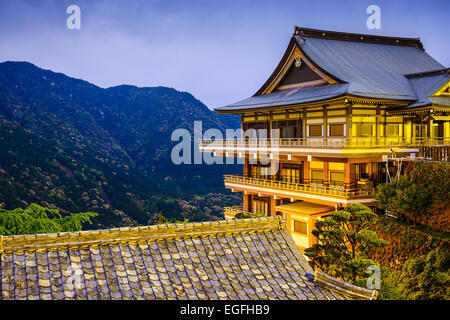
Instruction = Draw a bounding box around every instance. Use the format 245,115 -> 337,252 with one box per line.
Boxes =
216,30 -> 448,112
216,84 -> 348,111
406,72 -> 450,108
299,36 -> 444,100
0,217 -> 348,300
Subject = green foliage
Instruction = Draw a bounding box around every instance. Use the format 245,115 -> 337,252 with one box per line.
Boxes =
397,247 -> 450,300
235,211 -> 266,219
0,61 -> 241,228
304,203 -> 388,284
375,161 -> 450,227
376,176 -> 431,225
0,203 -> 98,235
377,267 -> 406,300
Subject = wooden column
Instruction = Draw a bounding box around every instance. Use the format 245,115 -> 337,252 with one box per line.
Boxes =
269,197 -> 276,216
303,159 -> 310,185
303,108 -> 307,139
243,157 -> 249,176
346,100 -> 352,138
270,157 -> 279,180
344,159 -> 356,189
323,161 -> 329,186
243,194 -> 249,212
375,105 -> 380,138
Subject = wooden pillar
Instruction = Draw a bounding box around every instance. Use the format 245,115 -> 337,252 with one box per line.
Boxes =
243,194 -> 249,212
346,100 -> 352,139
303,108 -> 307,139
303,159 -> 310,185
269,197 -> 276,216
323,161 -> 329,186
243,157 -> 249,176
270,158 -> 279,180
344,159 -> 356,189
375,105 -> 380,138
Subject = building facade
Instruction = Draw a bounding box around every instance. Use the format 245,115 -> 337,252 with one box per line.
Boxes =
200,27 -> 450,251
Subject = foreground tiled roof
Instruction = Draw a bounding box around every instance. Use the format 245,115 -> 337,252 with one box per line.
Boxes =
0,217 -> 349,300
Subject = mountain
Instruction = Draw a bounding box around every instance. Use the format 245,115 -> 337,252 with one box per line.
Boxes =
0,61 -> 241,229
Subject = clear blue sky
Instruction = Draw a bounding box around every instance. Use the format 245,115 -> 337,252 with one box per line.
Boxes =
0,0 -> 448,108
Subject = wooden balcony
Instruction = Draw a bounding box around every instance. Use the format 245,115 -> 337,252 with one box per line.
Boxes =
224,175 -> 376,203
199,137 -> 449,151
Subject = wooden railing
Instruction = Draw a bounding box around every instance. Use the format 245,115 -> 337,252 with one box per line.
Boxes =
199,137 -> 450,149
224,175 -> 376,199
419,145 -> 450,162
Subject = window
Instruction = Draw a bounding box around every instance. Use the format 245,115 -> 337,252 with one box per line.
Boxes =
273,120 -> 300,138
310,170 -> 323,184
309,125 -> 322,137
293,220 -> 307,234
386,124 -> 399,136
280,163 -> 301,183
243,122 -> 269,139
281,126 -> 295,139
357,124 -> 373,136
252,196 -> 268,215
252,164 -> 271,179
330,124 -> 344,136
356,163 -> 369,180
330,171 -> 345,186
414,125 -> 427,138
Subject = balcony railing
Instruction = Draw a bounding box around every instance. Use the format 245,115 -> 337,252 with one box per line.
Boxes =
419,145 -> 450,162
224,175 -> 376,199
199,137 -> 450,150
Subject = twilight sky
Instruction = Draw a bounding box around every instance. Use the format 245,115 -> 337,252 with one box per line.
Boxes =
0,0 -> 448,109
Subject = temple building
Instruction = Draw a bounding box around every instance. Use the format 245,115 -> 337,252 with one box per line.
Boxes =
199,26 -> 450,251
0,217 -> 376,300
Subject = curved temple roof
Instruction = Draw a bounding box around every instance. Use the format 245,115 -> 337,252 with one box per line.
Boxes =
216,27 -> 449,113
0,217 -> 370,300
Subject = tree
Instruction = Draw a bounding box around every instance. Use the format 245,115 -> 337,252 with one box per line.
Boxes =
0,203 -> 98,235
397,247 -> 450,300
375,161 -> 449,227
304,203 -> 388,284
376,176 -> 431,225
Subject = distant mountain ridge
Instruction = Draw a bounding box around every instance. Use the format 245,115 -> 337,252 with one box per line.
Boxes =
0,61 -> 240,228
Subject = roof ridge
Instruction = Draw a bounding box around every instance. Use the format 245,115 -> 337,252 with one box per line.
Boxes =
314,270 -> 378,300
405,68 -> 449,79
0,217 -> 284,253
295,26 -> 424,49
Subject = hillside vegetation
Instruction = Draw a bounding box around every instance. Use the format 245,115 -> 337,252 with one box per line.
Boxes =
0,61 -> 240,229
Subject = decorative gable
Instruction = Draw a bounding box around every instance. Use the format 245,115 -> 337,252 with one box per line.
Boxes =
256,39 -> 342,96
277,57 -> 324,90
432,81 -> 450,96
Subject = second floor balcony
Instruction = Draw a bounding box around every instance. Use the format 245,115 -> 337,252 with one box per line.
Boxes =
199,137 -> 449,157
